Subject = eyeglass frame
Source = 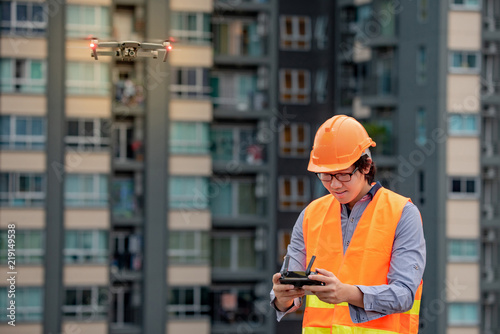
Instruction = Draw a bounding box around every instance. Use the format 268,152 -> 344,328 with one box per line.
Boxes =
316,166 -> 359,183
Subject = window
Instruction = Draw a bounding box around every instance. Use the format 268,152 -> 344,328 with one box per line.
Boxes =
279,69 -> 310,104
450,0 -> 481,10
170,67 -> 210,98
448,114 -> 479,136
111,232 -> 142,272
111,178 -> 138,218
65,174 -> 108,207
63,286 -> 108,320
449,51 -> 480,73
66,62 -> 110,95
0,230 -> 43,264
66,118 -> 110,151
212,287 -> 257,324
171,122 -> 210,154
315,69 -> 328,103
168,231 -> 210,264
210,178 -> 266,217
0,1 -> 47,36
416,108 -> 427,146
449,177 -> 479,198
418,0 -> 429,22
213,17 -> 264,57
168,286 -> 210,318
279,176 -> 310,211
0,115 -> 45,150
448,239 -> 479,262
169,177 -> 209,209
0,172 -> 45,207
66,5 -> 110,38
279,123 -> 310,157
314,16 -> 328,49
417,46 -> 427,85
280,15 -> 311,50
211,71 -> 266,111
448,303 -> 479,326
212,232 -> 257,271
210,126 -> 265,165
171,12 -> 211,44
64,230 -> 108,264
0,287 -> 42,321
0,58 -> 45,93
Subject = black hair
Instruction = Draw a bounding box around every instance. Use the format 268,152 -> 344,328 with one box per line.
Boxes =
353,154 -> 376,184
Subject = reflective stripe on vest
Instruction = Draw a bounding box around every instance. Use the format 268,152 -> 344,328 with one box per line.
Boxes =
302,187 -> 422,334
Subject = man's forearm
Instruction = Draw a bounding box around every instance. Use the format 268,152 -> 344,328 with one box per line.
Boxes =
274,298 -> 294,312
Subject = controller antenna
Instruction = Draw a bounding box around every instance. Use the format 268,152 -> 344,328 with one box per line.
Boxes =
305,255 -> 316,276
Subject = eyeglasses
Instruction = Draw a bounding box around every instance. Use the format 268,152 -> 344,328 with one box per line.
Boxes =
316,167 -> 359,183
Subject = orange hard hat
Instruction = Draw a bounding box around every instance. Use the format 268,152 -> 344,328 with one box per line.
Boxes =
307,115 -> 376,173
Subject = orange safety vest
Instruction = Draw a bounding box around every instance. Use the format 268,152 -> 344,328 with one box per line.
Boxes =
302,187 -> 423,334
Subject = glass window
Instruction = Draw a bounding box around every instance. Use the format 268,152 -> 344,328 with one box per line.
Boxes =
211,287 -> 257,324
279,69 -> 311,104
0,58 -> 46,93
448,177 -> 479,198
65,118 -> 110,151
1,1 -> 47,36
448,239 -> 479,262
171,122 -> 210,154
168,286 -> 210,318
111,178 -> 137,218
449,51 -> 480,73
212,233 -> 257,271
418,0 -> 429,22
278,176 -> 310,211
64,174 -> 108,207
417,46 -> 427,85
0,115 -> 45,150
280,15 -> 311,50
168,231 -> 209,264
0,230 -> 43,264
448,303 -> 479,325
64,230 -> 108,264
448,114 -> 479,136
314,16 -> 328,49
450,0 -> 481,10
213,17 -> 264,57
66,5 -> 110,38
170,67 -> 210,98
0,287 -> 43,321
169,177 -> 209,209
279,122 -> 310,157
416,108 -> 427,146
66,62 -> 110,95
210,178 -> 266,217
0,172 -> 45,207
63,287 -> 108,320
315,69 -> 328,103
210,126 -> 265,165
211,70 -> 266,111
171,12 -> 211,44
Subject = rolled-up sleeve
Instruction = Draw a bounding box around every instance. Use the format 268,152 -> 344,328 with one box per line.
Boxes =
349,202 -> 426,322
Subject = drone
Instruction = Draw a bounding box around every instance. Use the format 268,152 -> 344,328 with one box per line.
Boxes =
89,37 -> 173,62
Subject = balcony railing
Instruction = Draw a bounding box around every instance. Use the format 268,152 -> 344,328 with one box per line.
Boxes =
361,75 -> 398,96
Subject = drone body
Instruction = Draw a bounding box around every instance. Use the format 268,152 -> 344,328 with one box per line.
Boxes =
90,38 -> 173,62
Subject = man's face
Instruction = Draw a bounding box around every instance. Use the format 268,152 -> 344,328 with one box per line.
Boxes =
319,165 -> 369,208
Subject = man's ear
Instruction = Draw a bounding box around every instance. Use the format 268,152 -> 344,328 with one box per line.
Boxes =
362,158 -> 372,174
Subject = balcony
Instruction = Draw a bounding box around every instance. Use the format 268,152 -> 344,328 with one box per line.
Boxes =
214,0 -> 270,12
360,75 -> 398,107
113,80 -> 145,116
484,17 -> 500,41
213,17 -> 269,65
210,178 -> 268,226
111,178 -> 143,225
482,81 -> 500,105
211,127 -> 267,172
211,71 -> 269,118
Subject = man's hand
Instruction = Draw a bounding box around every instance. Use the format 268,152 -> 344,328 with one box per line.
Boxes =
301,268 -> 364,308
272,272 -> 305,312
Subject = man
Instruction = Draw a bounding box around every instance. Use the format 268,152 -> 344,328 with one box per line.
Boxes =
271,115 -> 426,333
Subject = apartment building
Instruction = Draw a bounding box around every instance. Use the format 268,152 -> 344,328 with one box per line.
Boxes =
0,0 -> 278,333
336,0 -> 498,333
